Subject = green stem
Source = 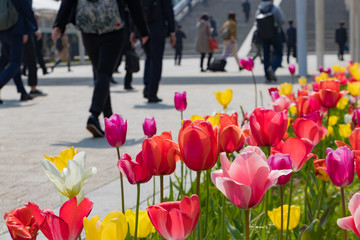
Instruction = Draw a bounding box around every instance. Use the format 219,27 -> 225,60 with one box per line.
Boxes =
180,162 -> 184,199
251,70 -> 258,108
280,186 -> 283,240
341,187 -> 347,240
160,175 -> 164,203
205,170 -> 210,235
317,181 -> 326,219
291,75 -> 294,85
134,183 -> 140,240
196,171 -> 202,239
116,147 -> 125,213
304,162 -> 311,224
245,209 -> 250,240
152,177 -> 156,205
221,194 -> 226,240
285,174 -> 294,240
327,108 -> 331,130
265,192 -> 269,230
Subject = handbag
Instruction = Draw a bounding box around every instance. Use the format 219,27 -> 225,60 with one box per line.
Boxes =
209,38 -> 218,51
220,26 -> 230,40
125,49 -> 140,73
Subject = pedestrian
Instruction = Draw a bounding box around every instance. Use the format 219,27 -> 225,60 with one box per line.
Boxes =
219,12 -> 241,70
52,0 -> 149,137
34,14 -> 48,75
0,0 -> 37,104
251,29 -> 263,63
142,0 -> 176,103
209,16 -> 217,38
242,0 -> 251,23
195,13 -> 212,72
286,20 -> 296,64
51,32 -> 71,72
255,0 -> 285,82
187,0 -> 192,13
174,25 -> 186,66
335,21 -> 347,61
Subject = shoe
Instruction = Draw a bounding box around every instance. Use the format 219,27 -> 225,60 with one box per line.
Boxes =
201,69 -> 206,72
143,89 -> 148,99
239,66 -> 244,71
110,78 -> 118,84
30,89 -> 47,96
265,78 -> 272,84
51,66 -> 54,72
124,86 -> 134,90
86,115 -> 105,138
0,99 -> 3,104
20,93 -> 33,101
68,69 -> 72,72
148,97 -> 163,103
267,67 -> 278,82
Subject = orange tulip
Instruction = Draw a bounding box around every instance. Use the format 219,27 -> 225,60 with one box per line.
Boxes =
312,80 -> 348,108
292,118 -> 327,145
313,158 -> 329,181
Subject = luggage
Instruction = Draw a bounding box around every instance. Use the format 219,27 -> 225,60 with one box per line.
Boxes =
208,58 -> 227,72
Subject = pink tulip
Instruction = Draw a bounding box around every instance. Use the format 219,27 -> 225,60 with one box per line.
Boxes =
174,91 -> 187,111
324,146 -> 354,187
104,114 -> 127,148
147,195 -> 200,240
268,88 -> 280,101
211,147 -> 292,209
239,57 -> 254,71
27,197 -> 93,240
292,118 -> 327,145
117,152 -> 152,184
268,153 -> 292,185
143,117 -> 157,138
288,64 -> 296,75
272,95 -> 291,112
337,193 -> 360,238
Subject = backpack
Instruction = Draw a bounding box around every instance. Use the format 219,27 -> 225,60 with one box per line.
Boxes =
76,0 -> 123,35
256,4 -> 277,42
140,0 -> 162,23
0,0 -> 18,31
56,36 -> 63,51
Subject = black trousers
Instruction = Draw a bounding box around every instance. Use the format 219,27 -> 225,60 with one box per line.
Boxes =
200,53 -> 213,70
82,29 -> 124,118
286,44 -> 296,64
23,34 -> 38,87
338,43 -> 345,59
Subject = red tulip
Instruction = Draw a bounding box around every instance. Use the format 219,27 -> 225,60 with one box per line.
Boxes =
174,91 -> 187,111
219,112 -> 239,130
147,194 -> 200,240
239,57 -> 254,71
268,153 -> 292,185
311,81 -> 320,92
179,120 -> 219,171
118,152 -> 152,184
143,131 -> 180,175
296,95 -> 321,118
218,113 -> 245,153
313,80 -> 348,108
249,107 -> 288,146
27,197 -> 93,240
292,118 -> 327,145
143,117 -> 157,138
4,206 -> 39,240
104,114 -> 127,148
288,64 -> 296,75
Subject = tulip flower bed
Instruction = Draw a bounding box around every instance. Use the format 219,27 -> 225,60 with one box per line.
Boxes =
5,61 -> 360,240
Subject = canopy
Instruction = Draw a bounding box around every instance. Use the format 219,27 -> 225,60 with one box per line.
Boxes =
32,0 -> 61,11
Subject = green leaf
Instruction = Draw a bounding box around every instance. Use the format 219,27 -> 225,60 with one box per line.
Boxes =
319,201 -> 337,227
225,220 -> 241,239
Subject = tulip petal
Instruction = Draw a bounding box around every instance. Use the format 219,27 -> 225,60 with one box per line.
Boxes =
337,216 -> 360,238
214,177 -> 251,209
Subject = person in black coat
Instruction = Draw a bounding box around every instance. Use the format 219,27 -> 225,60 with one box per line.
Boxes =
335,21 -> 347,61
286,20 -> 296,64
242,0 -> 251,23
52,0 -> 149,137
174,25 -> 186,65
0,0 -> 37,104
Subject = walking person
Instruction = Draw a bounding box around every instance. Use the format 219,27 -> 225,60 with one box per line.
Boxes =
174,25 -> 186,66
209,16 -> 217,38
0,0 -> 37,104
51,32 -> 71,72
335,21 -> 347,61
52,0 -> 148,137
219,12 -> 241,70
286,20 -> 296,64
242,0 -> 251,23
255,0 -> 285,82
195,13 -> 212,72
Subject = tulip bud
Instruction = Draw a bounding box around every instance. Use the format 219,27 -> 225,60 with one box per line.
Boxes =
143,117 -> 157,138
268,153 -> 292,185
325,146 -> 354,187
288,64 -> 296,75
104,114 -> 127,148
174,91 -> 187,111
239,57 -> 254,71
313,159 -> 329,181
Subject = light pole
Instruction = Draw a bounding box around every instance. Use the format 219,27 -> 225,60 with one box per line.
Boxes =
296,0 -> 307,76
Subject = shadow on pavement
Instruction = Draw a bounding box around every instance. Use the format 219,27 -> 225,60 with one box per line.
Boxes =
133,103 -> 174,109
52,137 -> 143,149
0,100 -> 36,109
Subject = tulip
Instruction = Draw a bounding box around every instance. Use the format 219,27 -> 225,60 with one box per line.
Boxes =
347,81 -> 360,97
292,118 -> 327,145
83,211 -> 128,240
313,80 -> 348,108
298,77 -> 307,86
143,117 -> 157,138
179,120 -> 219,171
104,114 -> 127,148
43,146 -> 78,172
272,95 -> 291,112
268,153 -> 292,185
147,195 -> 200,240
319,66 -> 331,74
174,91 -> 187,112
239,57 -> 254,71
117,152 -> 152,184
313,159 -> 329,181
336,96 -> 349,110
42,151 -> 97,201
214,89 -> 233,110
249,107 -> 288,147
211,147 -> 292,209
279,83 -> 292,96
268,205 -> 300,230
288,64 -> 295,75
4,206 -> 39,240
125,209 -> 155,238
219,112 -> 238,128
324,146 -> 354,187
339,124 -> 352,138
27,197 -> 93,240
268,87 -> 280,101
296,96 -> 321,118
190,113 -> 221,128
332,64 -> 341,72
337,193 -> 360,238
218,113 -> 245,153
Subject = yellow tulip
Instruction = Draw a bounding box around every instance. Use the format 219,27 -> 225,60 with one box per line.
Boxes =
190,115 -> 204,122
298,77 -> 307,86
125,209 -> 155,238
289,105 -> 297,115
206,113 -> 221,127
214,89 -> 233,110
268,205 -> 300,230
332,65 -> 341,72
348,82 -> 360,96
327,126 -> 334,137
329,116 -> 338,126
340,67 -> 346,72
279,82 -> 292,96
44,146 -> 78,172
339,124 -> 352,138
319,72 -> 328,81
315,76 -> 322,83
336,97 -> 349,110
83,211 -> 128,240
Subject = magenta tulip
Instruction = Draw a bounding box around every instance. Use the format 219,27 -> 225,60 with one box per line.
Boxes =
337,193 -> 360,238
288,64 -> 296,75
143,117 -> 157,138
211,147 -> 292,209
324,146 -> 354,187
239,57 -> 254,71
174,91 -> 187,111
118,152 -> 152,184
147,194 -> 200,240
268,153 -> 292,185
104,114 -> 127,148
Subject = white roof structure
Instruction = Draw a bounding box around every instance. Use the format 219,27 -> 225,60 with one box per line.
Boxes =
32,0 -> 61,11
